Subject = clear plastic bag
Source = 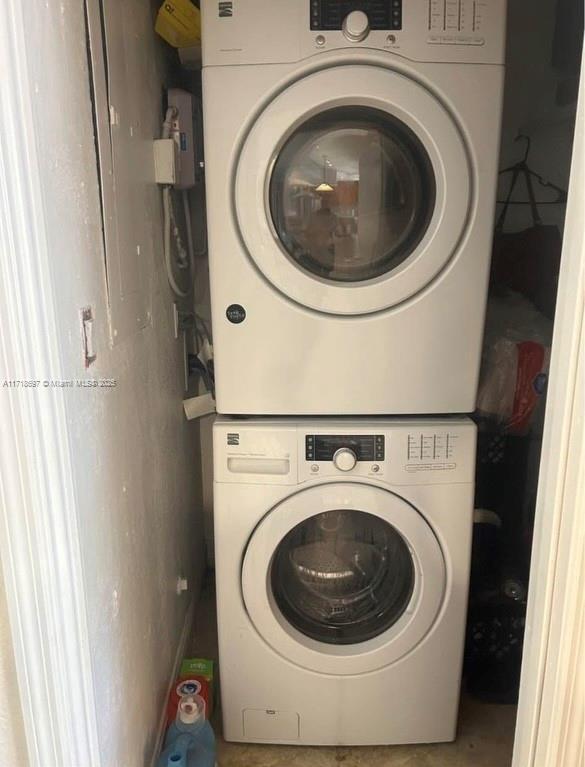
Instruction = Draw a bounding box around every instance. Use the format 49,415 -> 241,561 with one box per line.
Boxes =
477,292 -> 552,435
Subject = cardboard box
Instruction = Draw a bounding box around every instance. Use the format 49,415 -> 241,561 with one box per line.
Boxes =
155,0 -> 201,48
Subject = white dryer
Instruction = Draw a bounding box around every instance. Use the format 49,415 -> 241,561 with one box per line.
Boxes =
213,416 -> 476,745
202,0 -> 507,415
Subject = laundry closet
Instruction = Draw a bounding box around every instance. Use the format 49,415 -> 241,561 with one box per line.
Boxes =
0,1 -> 582,767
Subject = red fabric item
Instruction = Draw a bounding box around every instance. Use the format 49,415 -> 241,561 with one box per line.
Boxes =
508,341 -> 546,434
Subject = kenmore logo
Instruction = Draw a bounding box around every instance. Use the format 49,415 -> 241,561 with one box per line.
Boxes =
219,1 -> 233,17
227,433 -> 239,445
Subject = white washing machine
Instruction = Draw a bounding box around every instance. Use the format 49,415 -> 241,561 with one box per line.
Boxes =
213,416 -> 476,745
201,0 -> 507,415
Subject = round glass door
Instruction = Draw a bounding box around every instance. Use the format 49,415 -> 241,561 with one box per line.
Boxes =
271,509 -> 415,645
269,107 -> 436,283
242,483 -> 446,674
235,64 -> 471,315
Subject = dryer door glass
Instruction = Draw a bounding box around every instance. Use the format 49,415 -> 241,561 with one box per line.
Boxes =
271,509 -> 415,645
269,106 -> 435,283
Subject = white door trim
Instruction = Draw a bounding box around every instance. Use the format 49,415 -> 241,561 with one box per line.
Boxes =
0,3 -> 101,766
512,53 -> 585,767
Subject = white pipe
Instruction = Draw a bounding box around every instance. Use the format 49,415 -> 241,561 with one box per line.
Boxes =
182,190 -> 196,278
163,186 -> 189,298
161,106 -> 176,139
161,105 -> 193,297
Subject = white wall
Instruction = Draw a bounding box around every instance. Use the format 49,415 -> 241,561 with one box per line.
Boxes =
0,569 -> 28,767
16,2 -> 205,765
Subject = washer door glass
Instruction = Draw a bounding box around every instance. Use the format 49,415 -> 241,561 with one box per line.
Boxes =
271,509 -> 415,645
269,106 -> 436,283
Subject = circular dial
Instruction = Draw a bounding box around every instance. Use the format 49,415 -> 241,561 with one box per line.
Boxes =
333,448 -> 357,472
342,10 -> 370,42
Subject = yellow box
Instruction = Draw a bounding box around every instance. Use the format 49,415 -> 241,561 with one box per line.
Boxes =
155,0 -> 201,48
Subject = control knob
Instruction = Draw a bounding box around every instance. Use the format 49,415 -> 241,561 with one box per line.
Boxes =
342,10 -> 370,42
333,447 -> 357,472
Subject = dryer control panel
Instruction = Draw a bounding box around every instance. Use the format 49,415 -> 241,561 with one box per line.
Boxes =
201,0 -> 507,67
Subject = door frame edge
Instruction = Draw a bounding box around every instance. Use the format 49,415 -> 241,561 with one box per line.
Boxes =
512,49 -> 585,767
0,3 -> 102,766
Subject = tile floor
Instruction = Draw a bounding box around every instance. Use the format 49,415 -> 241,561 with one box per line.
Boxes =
190,578 -> 517,767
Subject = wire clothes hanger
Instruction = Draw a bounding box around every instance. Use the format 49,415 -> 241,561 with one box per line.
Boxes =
495,134 -> 568,232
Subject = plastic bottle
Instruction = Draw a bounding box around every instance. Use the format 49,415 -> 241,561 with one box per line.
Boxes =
157,695 -> 216,767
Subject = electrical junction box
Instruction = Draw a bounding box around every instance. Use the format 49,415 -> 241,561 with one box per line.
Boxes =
153,138 -> 178,185
168,88 -> 196,189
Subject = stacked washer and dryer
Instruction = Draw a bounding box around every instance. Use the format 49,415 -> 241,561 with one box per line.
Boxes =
201,0 -> 507,747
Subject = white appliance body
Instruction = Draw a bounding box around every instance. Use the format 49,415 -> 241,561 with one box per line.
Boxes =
213,417 -> 477,745
202,0 -> 507,415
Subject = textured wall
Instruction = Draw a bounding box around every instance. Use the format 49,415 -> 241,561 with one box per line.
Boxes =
18,2 -> 205,766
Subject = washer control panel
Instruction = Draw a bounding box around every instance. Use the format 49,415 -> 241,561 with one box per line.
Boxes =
304,433 -> 387,478
427,0 -> 488,45
310,0 -> 402,32
406,430 -> 459,472
305,434 -> 385,462
298,424 -> 473,482
213,418 -> 476,486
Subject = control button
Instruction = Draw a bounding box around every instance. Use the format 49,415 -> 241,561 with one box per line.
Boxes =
311,464 -> 319,473
333,448 -> 357,472
375,436 -> 385,461
386,34 -> 397,44
226,304 -> 246,324
315,34 -> 326,46
371,464 -> 380,473
342,10 -> 369,42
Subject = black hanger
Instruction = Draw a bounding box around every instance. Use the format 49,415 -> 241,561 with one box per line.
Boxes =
496,135 -> 568,232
